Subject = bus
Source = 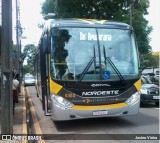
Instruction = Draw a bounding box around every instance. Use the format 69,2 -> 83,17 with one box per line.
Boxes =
35,18 -> 141,121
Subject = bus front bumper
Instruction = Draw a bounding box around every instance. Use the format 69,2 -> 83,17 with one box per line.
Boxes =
50,97 -> 140,121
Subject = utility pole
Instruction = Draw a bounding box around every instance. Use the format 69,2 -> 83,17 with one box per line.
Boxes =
1,0 -> 13,134
16,0 -> 22,85
16,0 -> 20,74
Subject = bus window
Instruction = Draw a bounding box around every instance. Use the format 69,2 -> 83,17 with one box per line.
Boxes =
50,27 -> 139,81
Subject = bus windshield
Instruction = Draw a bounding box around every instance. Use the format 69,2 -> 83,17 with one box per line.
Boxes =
50,27 -> 139,81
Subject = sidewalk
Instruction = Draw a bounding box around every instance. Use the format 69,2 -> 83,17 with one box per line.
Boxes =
13,86 -> 28,141
0,86 -> 28,143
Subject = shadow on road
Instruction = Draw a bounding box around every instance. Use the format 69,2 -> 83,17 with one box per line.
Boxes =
140,102 -> 159,108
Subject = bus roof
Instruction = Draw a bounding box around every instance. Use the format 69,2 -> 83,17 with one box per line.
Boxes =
46,18 -> 132,30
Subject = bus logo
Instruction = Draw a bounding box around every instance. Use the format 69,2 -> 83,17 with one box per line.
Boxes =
91,84 -> 111,87
82,90 -> 119,96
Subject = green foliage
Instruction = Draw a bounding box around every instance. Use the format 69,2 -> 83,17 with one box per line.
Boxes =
21,44 -> 36,74
140,53 -> 159,71
41,0 -> 152,54
23,65 -> 31,75
21,44 -> 36,63
41,0 -> 56,16
132,0 -> 152,54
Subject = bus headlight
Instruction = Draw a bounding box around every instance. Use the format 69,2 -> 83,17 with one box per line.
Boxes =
125,92 -> 140,105
51,94 -> 74,109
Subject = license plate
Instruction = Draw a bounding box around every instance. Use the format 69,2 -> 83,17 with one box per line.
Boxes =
153,96 -> 160,99
93,110 -> 108,116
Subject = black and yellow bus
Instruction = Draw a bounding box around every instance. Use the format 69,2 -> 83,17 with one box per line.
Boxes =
35,18 -> 141,121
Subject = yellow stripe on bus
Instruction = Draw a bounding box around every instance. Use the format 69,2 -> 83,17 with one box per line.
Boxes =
72,102 -> 127,110
76,18 -> 95,24
134,79 -> 141,91
89,19 -> 107,24
50,79 -> 63,94
76,18 -> 107,24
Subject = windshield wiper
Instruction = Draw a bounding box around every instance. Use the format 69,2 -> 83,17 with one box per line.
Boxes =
75,46 -> 96,86
103,45 -> 125,82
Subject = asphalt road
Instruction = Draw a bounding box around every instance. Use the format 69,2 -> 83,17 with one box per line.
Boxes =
27,86 -> 159,143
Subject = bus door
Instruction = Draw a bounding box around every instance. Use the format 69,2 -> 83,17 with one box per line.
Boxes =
40,37 -> 51,115
44,54 -> 51,115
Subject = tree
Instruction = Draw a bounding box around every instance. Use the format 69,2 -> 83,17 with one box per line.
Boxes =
23,65 -> 31,74
131,0 -> 152,54
41,0 -> 56,16
21,44 -> 36,74
41,0 -> 152,54
139,53 -> 159,72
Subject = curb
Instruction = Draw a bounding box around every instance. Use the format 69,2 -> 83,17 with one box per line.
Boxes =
25,87 -> 45,143
21,86 -> 28,143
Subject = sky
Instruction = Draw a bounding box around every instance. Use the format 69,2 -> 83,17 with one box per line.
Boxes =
13,0 -> 160,52
13,0 -> 44,47
145,0 -> 160,52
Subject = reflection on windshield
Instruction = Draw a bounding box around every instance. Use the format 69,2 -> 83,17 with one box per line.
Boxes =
50,27 -> 139,81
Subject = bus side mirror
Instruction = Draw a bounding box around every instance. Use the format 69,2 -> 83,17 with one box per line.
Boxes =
43,34 -> 51,54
